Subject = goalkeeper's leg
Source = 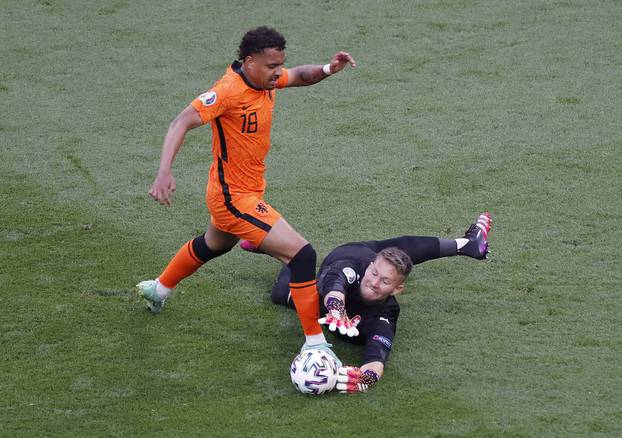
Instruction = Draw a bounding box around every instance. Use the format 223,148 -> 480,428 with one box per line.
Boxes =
362,212 -> 492,265
271,266 -> 296,309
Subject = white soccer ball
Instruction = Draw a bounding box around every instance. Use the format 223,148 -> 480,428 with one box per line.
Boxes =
290,348 -> 338,395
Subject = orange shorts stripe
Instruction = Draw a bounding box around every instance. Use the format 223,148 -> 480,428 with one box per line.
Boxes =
208,194 -> 281,247
206,156 -> 282,247
207,191 -> 281,248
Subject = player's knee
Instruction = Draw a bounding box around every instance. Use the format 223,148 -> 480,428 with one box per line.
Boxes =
270,285 -> 283,305
271,267 -> 292,306
270,286 -> 297,309
192,235 -> 231,262
271,283 -> 290,306
287,243 -> 317,283
287,243 -> 316,270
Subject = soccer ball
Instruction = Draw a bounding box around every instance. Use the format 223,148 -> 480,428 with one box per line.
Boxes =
290,348 -> 338,395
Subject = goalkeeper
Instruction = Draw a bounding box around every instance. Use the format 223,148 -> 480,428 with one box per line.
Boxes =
241,212 -> 492,393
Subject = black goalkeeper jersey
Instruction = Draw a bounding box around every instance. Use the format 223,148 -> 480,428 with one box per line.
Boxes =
316,236 -> 442,365
271,235 -> 444,366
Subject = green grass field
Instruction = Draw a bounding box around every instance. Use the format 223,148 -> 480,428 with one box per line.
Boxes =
2,0 -> 621,436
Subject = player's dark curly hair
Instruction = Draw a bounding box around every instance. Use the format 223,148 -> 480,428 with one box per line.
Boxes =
378,247 -> 413,278
238,26 -> 286,60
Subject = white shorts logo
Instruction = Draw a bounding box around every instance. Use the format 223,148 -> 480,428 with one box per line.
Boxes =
198,91 -> 217,106
342,267 -> 357,284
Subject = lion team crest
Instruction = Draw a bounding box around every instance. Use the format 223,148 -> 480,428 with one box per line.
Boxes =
255,202 -> 269,216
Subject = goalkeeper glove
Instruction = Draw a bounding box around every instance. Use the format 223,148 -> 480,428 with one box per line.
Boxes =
336,366 -> 379,393
318,297 -> 361,337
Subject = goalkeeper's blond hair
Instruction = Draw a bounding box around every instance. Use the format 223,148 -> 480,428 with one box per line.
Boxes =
378,247 -> 413,279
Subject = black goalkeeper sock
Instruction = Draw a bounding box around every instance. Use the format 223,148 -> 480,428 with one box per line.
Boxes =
438,238 -> 458,257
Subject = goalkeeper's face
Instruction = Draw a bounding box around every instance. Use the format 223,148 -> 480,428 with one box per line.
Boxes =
360,256 -> 405,304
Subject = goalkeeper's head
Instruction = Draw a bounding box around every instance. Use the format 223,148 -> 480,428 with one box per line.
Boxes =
360,247 -> 412,304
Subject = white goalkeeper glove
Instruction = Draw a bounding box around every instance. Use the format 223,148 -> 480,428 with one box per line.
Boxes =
318,297 -> 361,337
336,366 -> 379,393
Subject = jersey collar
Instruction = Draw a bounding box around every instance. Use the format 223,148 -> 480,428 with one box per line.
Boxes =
232,60 -> 263,91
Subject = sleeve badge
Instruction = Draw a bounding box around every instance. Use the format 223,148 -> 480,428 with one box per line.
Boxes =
198,91 -> 217,106
342,267 -> 357,284
372,335 -> 393,350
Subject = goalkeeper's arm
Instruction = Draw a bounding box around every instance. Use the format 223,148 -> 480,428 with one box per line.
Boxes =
361,361 -> 384,379
336,320 -> 395,393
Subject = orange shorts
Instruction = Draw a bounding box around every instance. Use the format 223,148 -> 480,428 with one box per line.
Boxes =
207,190 -> 282,247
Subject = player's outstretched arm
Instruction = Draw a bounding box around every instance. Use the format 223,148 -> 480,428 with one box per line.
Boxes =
336,362 -> 383,394
149,105 -> 203,206
318,292 -> 361,337
286,51 -> 356,87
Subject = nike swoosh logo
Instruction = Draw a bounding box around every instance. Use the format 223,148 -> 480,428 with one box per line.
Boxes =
379,317 -> 390,325
242,105 -> 250,110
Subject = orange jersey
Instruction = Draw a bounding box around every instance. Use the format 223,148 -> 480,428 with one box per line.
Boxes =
191,61 -> 289,198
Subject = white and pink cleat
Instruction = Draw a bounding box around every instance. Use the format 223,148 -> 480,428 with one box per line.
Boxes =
458,212 -> 492,260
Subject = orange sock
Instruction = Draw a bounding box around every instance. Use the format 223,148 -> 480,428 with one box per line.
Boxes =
289,280 -> 322,335
158,240 -> 205,289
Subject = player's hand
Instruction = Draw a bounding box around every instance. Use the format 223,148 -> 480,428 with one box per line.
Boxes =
328,51 -> 356,74
336,366 -> 379,393
318,297 -> 361,337
149,172 -> 176,206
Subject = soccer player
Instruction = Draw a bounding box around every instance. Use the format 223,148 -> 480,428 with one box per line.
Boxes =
243,212 -> 492,393
136,27 -> 356,359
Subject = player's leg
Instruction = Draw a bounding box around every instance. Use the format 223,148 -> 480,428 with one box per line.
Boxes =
211,195 -> 336,360
364,236 -> 439,263
136,223 -> 237,313
364,212 -> 492,265
259,218 -> 326,345
159,224 -> 237,289
363,236 -> 448,265
270,266 -> 296,309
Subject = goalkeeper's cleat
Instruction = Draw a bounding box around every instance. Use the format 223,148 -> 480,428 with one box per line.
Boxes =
458,212 -> 492,260
135,280 -> 166,314
301,341 -> 343,368
239,240 -> 264,254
